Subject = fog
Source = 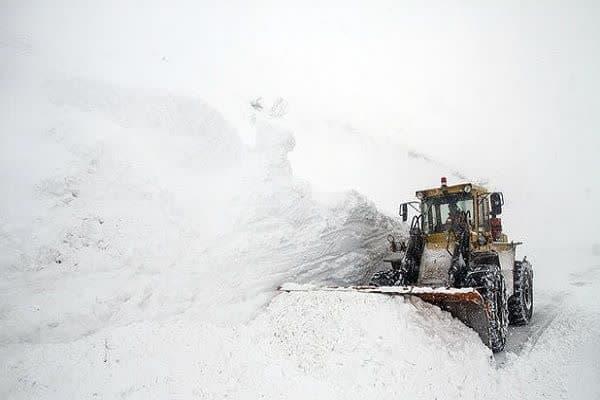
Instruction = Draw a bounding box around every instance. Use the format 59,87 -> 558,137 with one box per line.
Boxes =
2,2 -> 600,398
3,1 -> 600,275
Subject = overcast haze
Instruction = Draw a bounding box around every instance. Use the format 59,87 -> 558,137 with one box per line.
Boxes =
1,2 -> 600,398
2,1 -> 600,289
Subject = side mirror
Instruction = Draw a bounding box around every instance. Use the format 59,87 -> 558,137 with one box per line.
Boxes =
490,192 -> 504,216
399,203 -> 408,222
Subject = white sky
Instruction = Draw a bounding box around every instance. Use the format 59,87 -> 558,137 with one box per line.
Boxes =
3,0 -> 599,253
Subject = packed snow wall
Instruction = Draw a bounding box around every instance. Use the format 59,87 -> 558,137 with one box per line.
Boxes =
0,76 -> 402,345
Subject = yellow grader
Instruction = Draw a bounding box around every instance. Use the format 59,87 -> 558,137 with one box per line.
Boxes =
283,178 -> 534,352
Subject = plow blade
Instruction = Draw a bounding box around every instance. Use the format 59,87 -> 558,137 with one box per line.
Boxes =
278,284 -> 492,348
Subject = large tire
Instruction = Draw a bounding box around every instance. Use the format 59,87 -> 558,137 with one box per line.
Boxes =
370,267 -> 401,286
489,273 -> 509,352
508,260 -> 534,325
466,265 -> 509,353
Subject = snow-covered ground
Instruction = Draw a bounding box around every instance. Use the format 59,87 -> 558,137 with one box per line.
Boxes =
1,73 -> 599,399
2,3 -> 600,398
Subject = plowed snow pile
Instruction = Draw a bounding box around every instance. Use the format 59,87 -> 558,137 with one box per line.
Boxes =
1,292 -> 496,399
0,75 -> 398,344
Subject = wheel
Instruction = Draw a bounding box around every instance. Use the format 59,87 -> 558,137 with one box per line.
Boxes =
466,265 -> 509,353
488,273 -> 509,352
508,260 -> 534,325
370,268 -> 401,286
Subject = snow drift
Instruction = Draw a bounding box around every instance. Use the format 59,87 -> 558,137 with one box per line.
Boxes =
0,76 -> 400,346
1,292 -> 493,399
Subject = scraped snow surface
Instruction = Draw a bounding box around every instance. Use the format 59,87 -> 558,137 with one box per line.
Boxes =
1,70 -> 599,399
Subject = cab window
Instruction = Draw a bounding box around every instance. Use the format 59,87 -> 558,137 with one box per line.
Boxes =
477,196 -> 490,230
421,194 -> 474,234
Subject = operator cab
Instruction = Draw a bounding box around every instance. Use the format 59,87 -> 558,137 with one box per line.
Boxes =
421,193 -> 473,234
399,177 -> 506,242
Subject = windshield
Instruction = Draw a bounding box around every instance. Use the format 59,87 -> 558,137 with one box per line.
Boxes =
421,194 -> 474,234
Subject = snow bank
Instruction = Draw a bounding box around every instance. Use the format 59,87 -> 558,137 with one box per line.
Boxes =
0,291 -> 495,399
3,282 -> 598,399
0,75 -> 400,347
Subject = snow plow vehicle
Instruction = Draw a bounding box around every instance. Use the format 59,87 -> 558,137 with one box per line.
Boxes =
282,178 -> 534,352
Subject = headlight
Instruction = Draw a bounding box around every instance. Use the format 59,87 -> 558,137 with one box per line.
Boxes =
416,191 -> 424,200
464,185 -> 472,193
478,233 -> 487,245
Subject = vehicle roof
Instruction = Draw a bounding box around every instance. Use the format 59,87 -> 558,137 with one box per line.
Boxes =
416,182 -> 488,198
